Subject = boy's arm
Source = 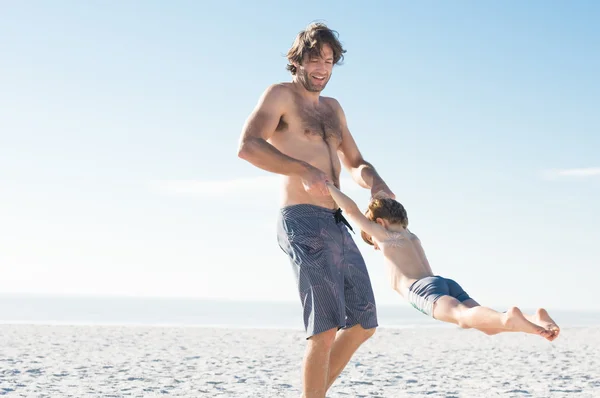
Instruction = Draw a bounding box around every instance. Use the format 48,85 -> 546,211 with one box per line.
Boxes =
326,182 -> 388,242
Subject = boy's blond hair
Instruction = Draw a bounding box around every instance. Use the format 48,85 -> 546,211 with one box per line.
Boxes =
361,197 -> 409,246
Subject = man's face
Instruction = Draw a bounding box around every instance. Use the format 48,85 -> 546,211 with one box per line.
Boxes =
296,44 -> 334,93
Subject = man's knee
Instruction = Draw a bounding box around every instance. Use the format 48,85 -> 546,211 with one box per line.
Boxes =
307,327 -> 337,350
364,326 -> 376,339
346,324 -> 376,342
360,325 -> 376,341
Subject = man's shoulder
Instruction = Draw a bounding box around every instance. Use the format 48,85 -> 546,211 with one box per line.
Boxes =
320,96 -> 343,113
256,83 -> 295,110
263,82 -> 295,99
321,96 -> 341,107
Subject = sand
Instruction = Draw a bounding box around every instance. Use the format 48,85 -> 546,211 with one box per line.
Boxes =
0,324 -> 598,397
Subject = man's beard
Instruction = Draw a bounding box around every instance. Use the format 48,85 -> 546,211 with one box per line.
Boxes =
298,68 -> 329,92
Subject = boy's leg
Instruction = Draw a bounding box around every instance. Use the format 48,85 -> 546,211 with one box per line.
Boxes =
433,296 -> 553,338
524,308 -> 561,341
463,301 -> 560,339
448,278 -> 559,340
459,299 -> 507,335
443,278 -> 548,335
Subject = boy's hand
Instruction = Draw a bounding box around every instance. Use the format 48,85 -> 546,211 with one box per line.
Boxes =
301,165 -> 330,196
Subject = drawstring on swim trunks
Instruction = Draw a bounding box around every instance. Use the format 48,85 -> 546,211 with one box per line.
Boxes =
334,208 -> 354,234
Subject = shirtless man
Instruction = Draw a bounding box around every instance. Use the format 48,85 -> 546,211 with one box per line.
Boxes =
237,23 -> 394,398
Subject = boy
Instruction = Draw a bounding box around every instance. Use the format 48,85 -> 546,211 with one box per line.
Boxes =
326,182 -> 560,341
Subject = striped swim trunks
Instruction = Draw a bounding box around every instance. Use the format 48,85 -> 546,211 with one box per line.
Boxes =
407,276 -> 471,317
277,204 -> 378,339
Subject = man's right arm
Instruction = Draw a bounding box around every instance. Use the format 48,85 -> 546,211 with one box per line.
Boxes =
237,84 -> 308,177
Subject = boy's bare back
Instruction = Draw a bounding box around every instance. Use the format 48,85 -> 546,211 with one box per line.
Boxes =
375,228 -> 435,297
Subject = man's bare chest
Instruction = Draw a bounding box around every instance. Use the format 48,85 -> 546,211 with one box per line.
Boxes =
279,100 -> 342,143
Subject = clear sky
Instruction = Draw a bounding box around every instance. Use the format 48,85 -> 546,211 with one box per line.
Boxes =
1,1 -> 598,311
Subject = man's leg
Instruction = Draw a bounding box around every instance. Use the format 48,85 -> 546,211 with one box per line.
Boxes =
303,328 -> 337,398
326,324 -> 375,390
325,226 -> 379,391
276,206 -> 349,397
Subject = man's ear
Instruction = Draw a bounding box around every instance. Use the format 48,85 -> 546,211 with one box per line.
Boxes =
375,218 -> 386,227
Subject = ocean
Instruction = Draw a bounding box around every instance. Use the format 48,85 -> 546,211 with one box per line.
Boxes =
1,294 -> 599,329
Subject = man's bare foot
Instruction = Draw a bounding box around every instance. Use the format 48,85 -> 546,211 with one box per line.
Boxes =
504,307 -> 554,340
531,308 -> 560,342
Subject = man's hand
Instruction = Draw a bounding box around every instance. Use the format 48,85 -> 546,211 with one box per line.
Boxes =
371,180 -> 395,200
301,165 -> 331,196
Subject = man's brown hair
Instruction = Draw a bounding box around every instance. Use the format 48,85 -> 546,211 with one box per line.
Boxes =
286,22 -> 346,75
361,198 -> 409,246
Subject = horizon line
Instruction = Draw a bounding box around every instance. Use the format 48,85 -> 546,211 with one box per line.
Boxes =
1,292 -> 598,313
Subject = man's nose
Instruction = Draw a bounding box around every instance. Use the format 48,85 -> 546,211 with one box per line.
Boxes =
315,60 -> 328,71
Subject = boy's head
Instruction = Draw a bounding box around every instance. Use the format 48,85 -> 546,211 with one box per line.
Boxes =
361,197 -> 408,246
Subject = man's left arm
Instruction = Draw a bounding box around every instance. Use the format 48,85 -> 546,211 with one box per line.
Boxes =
332,99 -> 395,199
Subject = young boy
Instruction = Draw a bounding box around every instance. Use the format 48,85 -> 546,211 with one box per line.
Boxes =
325,182 -> 560,341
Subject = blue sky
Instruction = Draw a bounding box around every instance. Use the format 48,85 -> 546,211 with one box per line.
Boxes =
1,1 -> 598,311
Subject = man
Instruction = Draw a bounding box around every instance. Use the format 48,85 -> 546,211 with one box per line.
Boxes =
237,22 -> 394,398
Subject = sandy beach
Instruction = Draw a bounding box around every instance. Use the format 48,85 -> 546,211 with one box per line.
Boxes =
0,324 -> 598,397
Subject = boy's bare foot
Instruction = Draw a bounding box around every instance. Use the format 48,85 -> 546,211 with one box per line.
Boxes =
532,308 -> 560,342
504,307 -> 554,340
